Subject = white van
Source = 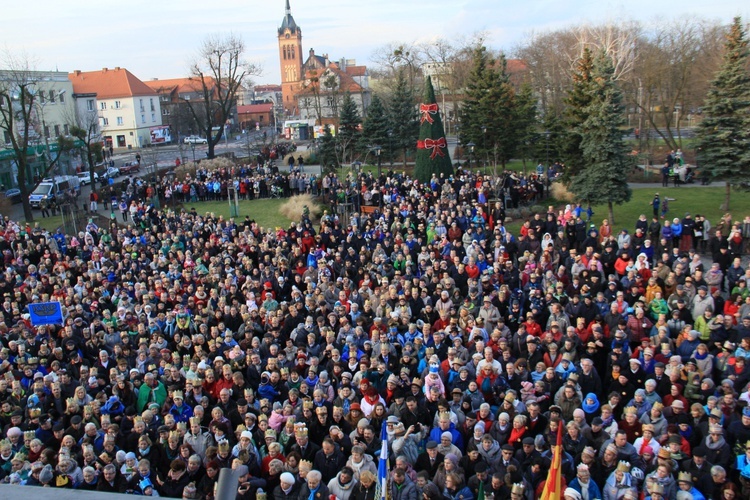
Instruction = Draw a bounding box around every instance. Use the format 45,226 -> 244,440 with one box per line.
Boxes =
29,175 -> 81,207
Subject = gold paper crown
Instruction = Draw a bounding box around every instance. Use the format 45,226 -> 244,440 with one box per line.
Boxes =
650,483 -> 664,494
11,452 -> 27,463
29,408 -> 41,418
616,461 -> 631,473
172,391 -> 183,400
217,440 -> 230,451
302,400 -> 313,410
23,431 -> 35,441
189,417 -> 201,426
511,484 -> 525,495
677,471 -> 692,483
623,406 -> 638,416
651,402 -> 664,412
298,459 -> 313,472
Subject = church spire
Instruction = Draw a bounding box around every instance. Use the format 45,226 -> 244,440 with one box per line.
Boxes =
279,0 -> 299,35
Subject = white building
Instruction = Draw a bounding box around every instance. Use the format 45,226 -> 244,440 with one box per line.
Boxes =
69,67 -> 162,150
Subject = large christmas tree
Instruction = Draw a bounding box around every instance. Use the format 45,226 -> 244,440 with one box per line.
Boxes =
414,76 -> 453,182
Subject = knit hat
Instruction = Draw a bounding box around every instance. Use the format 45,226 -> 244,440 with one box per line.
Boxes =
445,453 -> 458,464
40,464 -> 54,484
280,472 -> 295,485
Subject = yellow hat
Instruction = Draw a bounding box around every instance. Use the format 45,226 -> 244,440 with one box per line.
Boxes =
616,461 -> 631,473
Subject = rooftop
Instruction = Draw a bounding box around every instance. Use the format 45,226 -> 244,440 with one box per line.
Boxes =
69,67 -> 156,99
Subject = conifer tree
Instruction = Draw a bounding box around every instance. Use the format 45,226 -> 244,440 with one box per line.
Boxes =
415,76 -> 453,182
389,68 -> 418,168
360,94 -> 390,163
337,92 -> 361,164
696,16 -> 750,210
482,54 -> 517,171
568,51 -> 632,224
563,47 -> 595,183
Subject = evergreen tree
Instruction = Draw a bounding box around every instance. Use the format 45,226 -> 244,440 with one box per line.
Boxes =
568,51 -> 632,224
460,47 -> 519,173
337,92 -> 361,164
318,126 -> 338,174
460,46 -> 492,167
360,94 -> 390,163
696,16 -> 750,210
513,83 -> 538,175
562,47 -> 595,183
482,54 -> 518,171
414,76 -> 453,182
389,67 -> 418,168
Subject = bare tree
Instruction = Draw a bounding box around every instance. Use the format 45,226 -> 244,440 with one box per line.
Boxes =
0,52 -> 74,221
573,22 -> 640,81
627,18 -> 725,151
184,33 -> 261,159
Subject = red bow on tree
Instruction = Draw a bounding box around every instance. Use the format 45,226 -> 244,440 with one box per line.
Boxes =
419,103 -> 439,124
417,137 -> 447,159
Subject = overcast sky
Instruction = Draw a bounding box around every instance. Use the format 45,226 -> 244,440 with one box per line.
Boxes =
2,0 -> 746,85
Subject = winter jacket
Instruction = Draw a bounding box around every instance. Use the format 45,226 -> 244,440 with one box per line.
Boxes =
346,453 -> 378,482
391,476 -> 418,500
328,472 -> 358,500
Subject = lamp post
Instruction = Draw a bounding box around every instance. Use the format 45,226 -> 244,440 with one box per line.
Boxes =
544,130 -> 551,197
387,129 -> 394,167
190,141 -> 196,163
373,145 -> 382,179
467,141 -> 475,171
481,125 -> 487,176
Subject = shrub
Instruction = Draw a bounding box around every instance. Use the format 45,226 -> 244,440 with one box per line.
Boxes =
279,194 -> 322,223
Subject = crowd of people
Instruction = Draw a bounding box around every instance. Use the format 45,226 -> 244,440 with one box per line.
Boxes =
0,161 -> 749,500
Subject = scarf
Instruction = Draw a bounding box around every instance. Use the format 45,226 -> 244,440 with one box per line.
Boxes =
695,351 -> 708,360
579,480 -> 590,500
308,485 -> 319,500
707,435 -> 727,450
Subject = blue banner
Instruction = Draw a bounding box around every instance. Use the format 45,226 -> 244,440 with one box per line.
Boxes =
28,302 -> 64,326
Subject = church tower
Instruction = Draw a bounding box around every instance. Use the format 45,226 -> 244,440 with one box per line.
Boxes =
278,0 -> 303,114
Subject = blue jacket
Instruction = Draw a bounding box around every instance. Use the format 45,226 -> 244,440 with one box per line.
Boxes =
428,423 -> 464,451
168,402 -> 194,424
569,477 -> 602,500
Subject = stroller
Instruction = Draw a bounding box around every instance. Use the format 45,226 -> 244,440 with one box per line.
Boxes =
270,185 -> 284,198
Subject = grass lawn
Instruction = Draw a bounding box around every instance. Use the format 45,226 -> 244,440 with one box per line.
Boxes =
504,186 -> 750,235
24,215 -> 64,233
182,198 -> 292,230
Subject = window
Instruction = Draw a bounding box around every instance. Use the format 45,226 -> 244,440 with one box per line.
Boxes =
43,125 -> 50,138
87,99 -> 95,111
100,117 -> 109,126
58,92 -> 65,103
327,96 -> 335,107
49,90 -> 55,103
39,92 -> 45,104
100,102 -> 107,110
114,101 -> 121,109
141,114 -> 146,124
116,117 -> 123,126
162,108 -> 170,116
151,113 -> 156,122
3,131 -> 10,144
150,98 -> 155,112
54,125 -> 60,137
63,124 -> 69,135
139,99 -> 144,112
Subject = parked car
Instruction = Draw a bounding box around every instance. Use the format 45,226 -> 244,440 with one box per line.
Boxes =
4,189 -> 21,204
99,167 -> 120,181
77,171 -> 99,185
118,162 -> 141,175
183,136 -> 208,145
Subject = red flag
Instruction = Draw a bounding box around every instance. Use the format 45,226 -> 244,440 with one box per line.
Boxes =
540,423 -> 564,500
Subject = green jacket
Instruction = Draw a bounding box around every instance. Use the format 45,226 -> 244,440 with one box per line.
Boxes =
136,380 -> 167,412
